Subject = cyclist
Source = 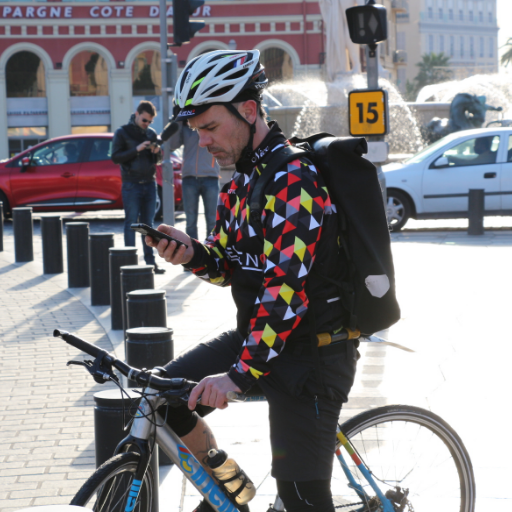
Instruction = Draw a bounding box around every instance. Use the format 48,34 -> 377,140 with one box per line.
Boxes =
147,50 -> 358,512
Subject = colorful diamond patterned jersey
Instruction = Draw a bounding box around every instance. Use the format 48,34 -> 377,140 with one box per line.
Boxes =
186,124 -> 342,391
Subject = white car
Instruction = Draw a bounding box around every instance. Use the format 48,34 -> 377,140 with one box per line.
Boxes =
383,127 -> 512,231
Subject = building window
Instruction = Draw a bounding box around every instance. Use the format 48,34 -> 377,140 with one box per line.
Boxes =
6,51 -> 46,98
439,8 -> 443,19
429,35 -> 434,53
260,48 -> 293,83
428,7 -> 433,18
440,35 -> 445,53
470,37 -> 474,58
480,37 -> 484,58
479,10 -> 483,22
459,9 -> 463,21
489,38 -> 494,58
132,50 -> 161,96
449,8 -> 453,20
69,51 -> 108,96
460,36 -> 464,58
450,36 -> 455,57
7,127 -> 47,158
469,10 -> 473,21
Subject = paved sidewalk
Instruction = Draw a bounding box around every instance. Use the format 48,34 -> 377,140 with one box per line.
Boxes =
1,214 -> 511,512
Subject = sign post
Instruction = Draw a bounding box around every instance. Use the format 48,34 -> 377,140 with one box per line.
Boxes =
346,0 -> 389,161
159,0 -> 176,226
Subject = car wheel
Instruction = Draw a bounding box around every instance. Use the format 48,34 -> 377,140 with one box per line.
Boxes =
155,185 -> 163,220
386,190 -> 411,232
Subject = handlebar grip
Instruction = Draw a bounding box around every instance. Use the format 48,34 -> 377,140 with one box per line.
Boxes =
54,329 -> 106,359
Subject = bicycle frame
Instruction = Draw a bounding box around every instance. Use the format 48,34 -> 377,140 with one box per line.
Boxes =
113,388 -> 395,512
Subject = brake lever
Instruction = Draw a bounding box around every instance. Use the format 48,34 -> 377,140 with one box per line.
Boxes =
67,357 -> 119,384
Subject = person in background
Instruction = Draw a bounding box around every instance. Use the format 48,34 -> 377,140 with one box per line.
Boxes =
162,119 -> 221,241
111,100 -> 165,274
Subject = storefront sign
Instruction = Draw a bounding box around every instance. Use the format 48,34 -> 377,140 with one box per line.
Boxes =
70,96 -> 111,127
6,98 -> 48,127
0,5 -> 211,19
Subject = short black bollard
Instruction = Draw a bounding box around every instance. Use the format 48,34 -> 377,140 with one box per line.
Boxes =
127,289 -> 167,332
94,388 -> 159,512
109,247 -> 138,330
126,327 -> 173,388
468,189 -> 485,236
0,201 -> 3,252
66,222 -> 90,287
90,233 -> 115,306
121,265 -> 155,335
13,207 -> 33,262
126,326 -> 174,466
41,216 -> 63,274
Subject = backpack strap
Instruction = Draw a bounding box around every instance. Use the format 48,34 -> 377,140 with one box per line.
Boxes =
248,145 -> 308,241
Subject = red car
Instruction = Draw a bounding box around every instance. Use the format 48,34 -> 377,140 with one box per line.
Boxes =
0,134 -> 182,218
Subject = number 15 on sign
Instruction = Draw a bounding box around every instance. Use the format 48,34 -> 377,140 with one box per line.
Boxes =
348,89 -> 389,136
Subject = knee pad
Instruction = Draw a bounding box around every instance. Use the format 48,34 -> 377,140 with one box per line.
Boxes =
162,404 -> 199,437
276,480 -> 334,512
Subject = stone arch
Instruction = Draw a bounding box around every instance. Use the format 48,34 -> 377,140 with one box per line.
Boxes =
0,42 -> 53,73
254,39 -> 301,70
125,42 -> 162,72
187,41 -> 229,62
62,42 -> 116,72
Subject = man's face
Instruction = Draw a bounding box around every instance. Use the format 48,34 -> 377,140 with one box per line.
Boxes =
135,111 -> 154,130
188,105 -> 249,167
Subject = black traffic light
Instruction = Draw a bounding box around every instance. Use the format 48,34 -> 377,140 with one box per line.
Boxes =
172,0 -> 205,47
346,0 -> 387,46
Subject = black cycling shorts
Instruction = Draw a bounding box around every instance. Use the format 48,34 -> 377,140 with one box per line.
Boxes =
162,329 -> 358,481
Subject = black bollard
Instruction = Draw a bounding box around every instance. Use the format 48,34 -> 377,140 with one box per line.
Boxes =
0,201 -> 3,252
90,233 -> 115,306
468,189 -> 485,236
66,222 -> 90,287
94,388 -> 159,512
121,265 -> 155,335
13,207 -> 33,262
109,247 -> 138,330
41,216 -> 63,274
127,289 -> 167,332
126,326 -> 174,466
126,327 -> 173,387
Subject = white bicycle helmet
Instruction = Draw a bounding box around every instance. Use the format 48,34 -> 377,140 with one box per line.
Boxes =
173,50 -> 268,121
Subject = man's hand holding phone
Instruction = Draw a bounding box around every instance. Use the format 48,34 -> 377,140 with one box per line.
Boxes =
143,224 -> 194,266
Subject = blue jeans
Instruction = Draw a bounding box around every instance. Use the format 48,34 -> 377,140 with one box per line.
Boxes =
122,180 -> 157,265
182,177 -> 220,240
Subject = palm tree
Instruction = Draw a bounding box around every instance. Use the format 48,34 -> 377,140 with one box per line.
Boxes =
500,38 -> 512,67
405,53 -> 452,101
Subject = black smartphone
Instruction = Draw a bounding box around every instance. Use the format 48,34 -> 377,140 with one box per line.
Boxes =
130,223 -> 188,248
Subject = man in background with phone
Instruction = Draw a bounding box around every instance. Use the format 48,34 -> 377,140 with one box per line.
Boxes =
161,118 -> 221,246
112,100 -> 166,274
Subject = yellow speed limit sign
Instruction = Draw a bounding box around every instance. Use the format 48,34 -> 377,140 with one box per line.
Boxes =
348,89 -> 389,136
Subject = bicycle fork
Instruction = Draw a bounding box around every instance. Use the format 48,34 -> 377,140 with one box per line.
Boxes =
335,428 -> 395,512
116,390 -> 241,512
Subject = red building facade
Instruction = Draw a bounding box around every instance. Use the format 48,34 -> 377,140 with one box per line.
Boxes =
0,0 -> 325,158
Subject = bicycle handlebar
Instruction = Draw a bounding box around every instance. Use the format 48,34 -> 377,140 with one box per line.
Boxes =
53,329 -> 193,393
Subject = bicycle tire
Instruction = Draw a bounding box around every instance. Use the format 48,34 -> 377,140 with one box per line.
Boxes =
70,452 -> 155,512
332,405 -> 476,512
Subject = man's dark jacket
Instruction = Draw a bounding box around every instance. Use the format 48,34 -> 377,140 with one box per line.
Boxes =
111,114 -> 160,182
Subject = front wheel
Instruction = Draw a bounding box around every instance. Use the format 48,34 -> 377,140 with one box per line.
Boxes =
331,405 -> 476,512
386,190 -> 411,232
70,452 -> 155,512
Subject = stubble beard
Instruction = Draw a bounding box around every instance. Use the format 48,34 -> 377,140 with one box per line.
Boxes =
208,120 -> 249,167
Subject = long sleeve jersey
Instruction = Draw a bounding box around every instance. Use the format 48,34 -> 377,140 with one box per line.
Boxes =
185,122 -> 345,392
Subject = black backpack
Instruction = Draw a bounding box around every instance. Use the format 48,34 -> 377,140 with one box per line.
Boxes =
248,133 -> 400,335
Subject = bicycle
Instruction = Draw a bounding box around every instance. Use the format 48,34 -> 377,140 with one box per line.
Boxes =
53,329 -> 476,512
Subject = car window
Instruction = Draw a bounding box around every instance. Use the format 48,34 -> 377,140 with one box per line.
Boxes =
88,138 -> 112,162
28,140 -> 86,167
508,135 -> 512,162
441,136 -> 500,167
405,134 -> 459,164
